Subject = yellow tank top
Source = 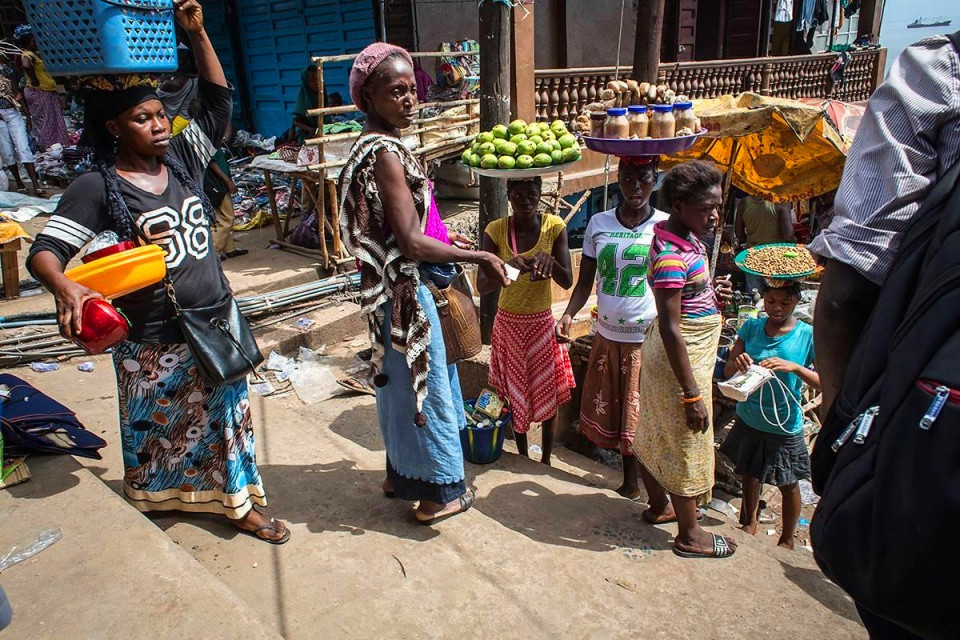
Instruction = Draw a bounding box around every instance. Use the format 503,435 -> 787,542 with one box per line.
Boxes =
23,51 -> 57,91
485,213 -> 565,314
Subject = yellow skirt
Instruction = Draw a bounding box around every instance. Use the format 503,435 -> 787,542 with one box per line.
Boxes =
633,314 -> 722,503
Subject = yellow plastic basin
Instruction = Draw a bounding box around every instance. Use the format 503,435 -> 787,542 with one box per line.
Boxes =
66,245 -> 167,299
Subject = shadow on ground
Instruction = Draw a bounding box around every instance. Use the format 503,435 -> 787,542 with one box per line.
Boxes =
476,478 -> 675,554
137,459 -> 441,544
6,456 -> 82,499
779,560 -> 862,625
327,402 -> 384,453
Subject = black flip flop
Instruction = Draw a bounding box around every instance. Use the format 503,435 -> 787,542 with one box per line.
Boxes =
224,248 -> 249,259
415,490 -> 475,525
673,533 -> 736,559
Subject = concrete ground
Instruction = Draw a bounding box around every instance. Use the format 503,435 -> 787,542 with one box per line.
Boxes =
2,339 -> 866,640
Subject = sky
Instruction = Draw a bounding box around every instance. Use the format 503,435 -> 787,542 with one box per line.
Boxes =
880,0 -> 959,74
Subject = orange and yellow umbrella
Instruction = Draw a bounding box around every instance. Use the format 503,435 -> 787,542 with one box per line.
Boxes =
663,93 -> 850,203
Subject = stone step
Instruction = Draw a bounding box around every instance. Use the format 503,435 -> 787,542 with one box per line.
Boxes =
0,456 -> 281,640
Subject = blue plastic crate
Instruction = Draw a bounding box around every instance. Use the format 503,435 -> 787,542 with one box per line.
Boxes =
23,0 -> 178,76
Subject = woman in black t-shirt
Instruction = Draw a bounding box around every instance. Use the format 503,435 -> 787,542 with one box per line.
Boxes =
27,0 -> 289,544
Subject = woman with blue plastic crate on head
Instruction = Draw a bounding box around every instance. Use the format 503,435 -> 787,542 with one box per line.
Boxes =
719,279 -> 818,550
26,0 -> 290,544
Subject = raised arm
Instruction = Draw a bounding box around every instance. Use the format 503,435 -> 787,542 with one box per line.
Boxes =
175,0 -> 227,87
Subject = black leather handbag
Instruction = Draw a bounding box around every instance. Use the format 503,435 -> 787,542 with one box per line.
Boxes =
122,196 -> 263,386
163,278 -> 264,386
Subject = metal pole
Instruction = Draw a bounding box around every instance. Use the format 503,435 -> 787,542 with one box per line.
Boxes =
712,138 -> 740,279
379,0 -> 387,42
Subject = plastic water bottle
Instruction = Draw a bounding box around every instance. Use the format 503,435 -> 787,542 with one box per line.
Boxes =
797,517 -> 810,531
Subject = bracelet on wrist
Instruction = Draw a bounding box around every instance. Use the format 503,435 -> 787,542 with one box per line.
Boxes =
681,395 -> 703,405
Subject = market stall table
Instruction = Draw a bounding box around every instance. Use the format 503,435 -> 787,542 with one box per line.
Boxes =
248,155 -> 344,268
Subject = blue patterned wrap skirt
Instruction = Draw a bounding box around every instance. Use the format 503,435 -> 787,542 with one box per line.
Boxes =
112,341 -> 266,519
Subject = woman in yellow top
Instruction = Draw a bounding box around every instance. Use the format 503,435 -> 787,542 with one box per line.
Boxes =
477,177 -> 574,465
14,25 -> 70,150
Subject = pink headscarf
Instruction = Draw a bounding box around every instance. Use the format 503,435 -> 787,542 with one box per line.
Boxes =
349,43 -> 415,113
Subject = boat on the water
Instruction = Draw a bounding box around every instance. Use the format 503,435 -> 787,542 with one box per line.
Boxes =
908,17 -> 952,28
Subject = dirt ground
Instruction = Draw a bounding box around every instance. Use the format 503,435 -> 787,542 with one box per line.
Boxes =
0,203 -> 862,639
1,335 -> 866,640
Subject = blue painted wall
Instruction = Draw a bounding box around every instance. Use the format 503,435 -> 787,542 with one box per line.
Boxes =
198,0 -> 247,128
233,0 -> 377,136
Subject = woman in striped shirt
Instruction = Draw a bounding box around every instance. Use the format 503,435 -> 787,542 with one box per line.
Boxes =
632,161 -> 737,559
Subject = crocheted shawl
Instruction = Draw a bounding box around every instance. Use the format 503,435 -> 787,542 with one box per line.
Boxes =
339,133 -> 432,419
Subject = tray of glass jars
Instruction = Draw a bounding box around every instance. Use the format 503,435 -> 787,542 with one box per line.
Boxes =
581,128 -> 707,156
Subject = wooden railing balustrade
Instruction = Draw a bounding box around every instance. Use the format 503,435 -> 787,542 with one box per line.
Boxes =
534,49 -> 886,123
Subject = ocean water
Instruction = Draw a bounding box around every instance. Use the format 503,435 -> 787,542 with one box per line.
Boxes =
880,12 -> 959,76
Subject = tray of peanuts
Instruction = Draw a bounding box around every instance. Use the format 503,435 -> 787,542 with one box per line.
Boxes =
734,243 -> 821,286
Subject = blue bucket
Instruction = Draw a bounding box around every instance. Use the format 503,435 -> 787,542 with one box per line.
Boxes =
460,399 -> 510,465
23,0 -> 178,76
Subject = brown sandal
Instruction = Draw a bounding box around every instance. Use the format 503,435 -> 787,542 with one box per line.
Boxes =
337,376 -> 376,396
236,512 -> 291,545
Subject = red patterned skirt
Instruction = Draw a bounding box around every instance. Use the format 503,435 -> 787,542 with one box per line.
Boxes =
488,309 -> 575,433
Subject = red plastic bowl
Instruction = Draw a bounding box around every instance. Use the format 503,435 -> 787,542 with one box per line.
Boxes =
81,241 -> 137,264
74,299 -> 130,355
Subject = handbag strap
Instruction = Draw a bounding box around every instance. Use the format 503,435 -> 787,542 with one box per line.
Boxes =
113,182 -> 185,315
422,277 -> 448,308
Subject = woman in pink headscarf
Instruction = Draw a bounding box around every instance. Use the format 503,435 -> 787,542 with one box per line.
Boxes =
339,43 -> 507,525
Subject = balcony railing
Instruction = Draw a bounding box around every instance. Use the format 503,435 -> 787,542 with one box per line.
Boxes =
534,49 -> 885,123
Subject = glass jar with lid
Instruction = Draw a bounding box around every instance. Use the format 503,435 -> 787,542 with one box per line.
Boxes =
604,108 -> 630,139
627,105 -> 649,138
673,101 -> 697,134
590,111 -> 607,137
649,104 -> 676,138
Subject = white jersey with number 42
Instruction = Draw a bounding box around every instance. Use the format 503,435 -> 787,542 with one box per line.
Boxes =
582,207 -> 669,343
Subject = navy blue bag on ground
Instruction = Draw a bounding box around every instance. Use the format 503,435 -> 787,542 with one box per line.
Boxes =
0,374 -> 106,460
810,84 -> 960,638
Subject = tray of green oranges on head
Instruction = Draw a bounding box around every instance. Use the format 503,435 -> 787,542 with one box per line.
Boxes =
461,118 -> 582,178
734,243 -> 822,283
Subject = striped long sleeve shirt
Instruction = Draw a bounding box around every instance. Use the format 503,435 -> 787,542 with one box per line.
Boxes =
808,35 -> 960,285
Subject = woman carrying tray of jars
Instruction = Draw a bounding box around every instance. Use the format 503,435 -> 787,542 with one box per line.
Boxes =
557,156 -> 668,498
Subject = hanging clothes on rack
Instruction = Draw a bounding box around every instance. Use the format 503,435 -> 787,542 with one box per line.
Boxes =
773,0 -> 795,56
